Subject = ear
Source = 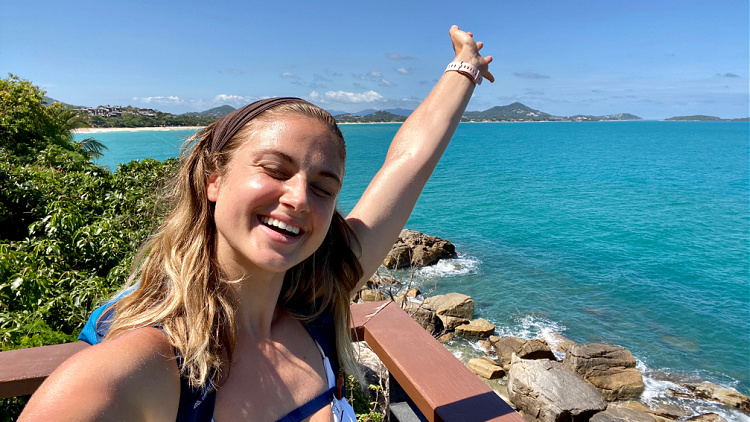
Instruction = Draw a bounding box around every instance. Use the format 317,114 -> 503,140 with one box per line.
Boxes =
206,173 -> 221,202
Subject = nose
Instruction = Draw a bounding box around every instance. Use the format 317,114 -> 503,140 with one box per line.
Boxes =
281,174 -> 310,213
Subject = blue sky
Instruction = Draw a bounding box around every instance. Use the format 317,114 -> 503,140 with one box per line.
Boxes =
2,0 -> 748,119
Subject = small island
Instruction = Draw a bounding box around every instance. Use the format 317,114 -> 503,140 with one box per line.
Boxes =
664,115 -> 750,121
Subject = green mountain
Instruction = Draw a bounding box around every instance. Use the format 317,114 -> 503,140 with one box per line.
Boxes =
463,102 -> 553,121
568,113 -> 643,122
334,110 -> 407,123
182,105 -> 236,118
665,115 -> 722,121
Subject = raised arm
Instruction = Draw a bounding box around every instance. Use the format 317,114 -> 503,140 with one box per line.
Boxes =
346,25 -> 494,289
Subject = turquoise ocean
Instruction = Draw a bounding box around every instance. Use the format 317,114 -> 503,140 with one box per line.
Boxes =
77,121 -> 749,416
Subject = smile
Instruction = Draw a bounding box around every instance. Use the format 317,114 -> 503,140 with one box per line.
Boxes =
260,216 -> 302,237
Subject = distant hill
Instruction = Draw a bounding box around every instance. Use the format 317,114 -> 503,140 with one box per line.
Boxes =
462,103 -> 642,122
42,96 -> 80,108
463,102 -> 553,121
567,113 -> 643,122
664,115 -> 749,121
351,108 -> 413,117
334,110 -> 407,123
182,105 -> 236,118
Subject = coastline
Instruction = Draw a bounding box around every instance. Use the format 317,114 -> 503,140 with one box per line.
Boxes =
74,126 -> 205,133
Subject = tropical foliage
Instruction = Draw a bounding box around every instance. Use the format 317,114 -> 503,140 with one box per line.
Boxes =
0,74 -> 178,419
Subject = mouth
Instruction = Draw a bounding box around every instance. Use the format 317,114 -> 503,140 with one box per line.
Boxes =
260,216 -> 303,237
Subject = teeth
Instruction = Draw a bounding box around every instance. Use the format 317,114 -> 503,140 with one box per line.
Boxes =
261,216 -> 301,235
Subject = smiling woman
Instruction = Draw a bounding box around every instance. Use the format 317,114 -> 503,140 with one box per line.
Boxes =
18,25 -> 494,421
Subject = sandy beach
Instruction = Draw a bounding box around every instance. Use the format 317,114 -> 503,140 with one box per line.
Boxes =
73,126 -> 205,133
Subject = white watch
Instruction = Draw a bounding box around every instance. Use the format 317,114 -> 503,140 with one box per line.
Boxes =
445,61 -> 483,85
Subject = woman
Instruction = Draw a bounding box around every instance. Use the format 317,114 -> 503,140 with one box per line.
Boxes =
20,25 -> 493,421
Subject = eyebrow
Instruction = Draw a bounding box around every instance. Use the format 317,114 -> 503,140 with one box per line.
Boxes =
259,149 -> 342,185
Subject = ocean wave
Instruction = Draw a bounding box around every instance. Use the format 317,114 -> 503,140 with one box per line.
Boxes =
493,314 -> 568,341
637,361 -> 750,421
415,255 -> 481,278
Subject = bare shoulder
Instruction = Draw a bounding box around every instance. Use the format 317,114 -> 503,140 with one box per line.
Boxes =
19,327 -> 180,421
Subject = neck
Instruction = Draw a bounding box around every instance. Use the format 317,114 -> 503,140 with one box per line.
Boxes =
233,271 -> 286,340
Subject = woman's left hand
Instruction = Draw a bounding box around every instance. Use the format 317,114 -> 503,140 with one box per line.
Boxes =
449,25 -> 495,83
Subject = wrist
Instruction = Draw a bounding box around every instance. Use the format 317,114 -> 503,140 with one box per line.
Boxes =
445,61 -> 482,85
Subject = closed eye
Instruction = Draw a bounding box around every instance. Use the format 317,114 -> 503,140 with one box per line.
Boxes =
311,184 -> 335,198
262,165 -> 289,179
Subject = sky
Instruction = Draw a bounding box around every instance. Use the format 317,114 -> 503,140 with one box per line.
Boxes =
2,0 -> 748,120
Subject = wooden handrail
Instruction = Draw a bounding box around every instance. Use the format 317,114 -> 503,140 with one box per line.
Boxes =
0,341 -> 89,398
352,301 -> 522,422
0,302 -> 522,421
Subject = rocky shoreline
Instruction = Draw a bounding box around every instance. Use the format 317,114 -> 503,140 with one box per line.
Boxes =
353,229 -> 750,421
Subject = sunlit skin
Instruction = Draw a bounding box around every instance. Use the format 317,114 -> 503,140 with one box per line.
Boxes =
207,115 -> 344,283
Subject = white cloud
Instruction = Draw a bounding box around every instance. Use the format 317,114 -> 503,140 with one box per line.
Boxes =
367,71 -> 383,79
281,72 -> 299,79
308,90 -> 385,104
379,79 -> 396,87
133,95 -> 184,105
395,67 -> 410,75
211,94 -> 259,106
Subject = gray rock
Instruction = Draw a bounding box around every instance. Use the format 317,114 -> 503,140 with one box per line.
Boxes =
455,318 -> 495,338
359,289 -> 387,302
686,413 -> 727,422
563,343 -> 645,401
508,356 -> 607,422
382,229 -> 455,269
590,408 -> 656,422
492,336 -> 556,371
422,292 -> 474,319
668,382 -> 750,413
437,315 -> 470,331
467,357 -> 505,380
401,301 -> 443,335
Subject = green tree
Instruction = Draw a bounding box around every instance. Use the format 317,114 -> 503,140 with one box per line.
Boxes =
0,74 -> 177,419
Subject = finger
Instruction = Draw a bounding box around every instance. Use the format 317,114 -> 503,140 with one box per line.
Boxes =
467,31 -> 474,38
485,55 -> 493,64
476,41 -> 484,50
485,71 -> 495,83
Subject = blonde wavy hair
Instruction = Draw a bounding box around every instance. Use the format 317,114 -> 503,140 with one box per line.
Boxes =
105,101 -> 363,389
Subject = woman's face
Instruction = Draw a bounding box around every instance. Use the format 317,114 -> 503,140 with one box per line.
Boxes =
207,114 -> 344,279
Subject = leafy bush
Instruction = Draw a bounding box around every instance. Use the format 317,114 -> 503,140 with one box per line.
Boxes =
0,74 -> 179,418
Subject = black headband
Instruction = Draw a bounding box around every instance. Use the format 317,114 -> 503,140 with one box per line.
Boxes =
209,97 -> 313,153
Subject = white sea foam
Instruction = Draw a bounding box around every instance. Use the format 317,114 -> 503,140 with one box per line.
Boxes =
415,255 -> 480,278
493,314 -> 567,341
636,360 -> 750,421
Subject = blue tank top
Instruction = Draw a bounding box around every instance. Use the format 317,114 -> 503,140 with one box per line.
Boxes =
79,300 -> 346,422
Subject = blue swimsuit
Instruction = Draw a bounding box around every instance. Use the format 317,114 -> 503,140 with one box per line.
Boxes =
79,301 -> 357,421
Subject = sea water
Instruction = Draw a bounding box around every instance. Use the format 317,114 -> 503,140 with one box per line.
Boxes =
78,121 -> 750,414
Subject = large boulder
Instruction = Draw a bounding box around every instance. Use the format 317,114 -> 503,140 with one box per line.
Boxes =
590,408 -> 656,422
422,293 -> 473,319
438,315 -> 470,331
668,383 -> 750,413
455,318 -> 495,338
686,414 -> 727,422
383,229 -> 455,269
547,331 -> 579,356
358,289 -> 387,302
467,357 -> 505,380
563,343 -> 645,401
491,336 -> 556,371
401,301 -> 443,335
508,356 -> 607,421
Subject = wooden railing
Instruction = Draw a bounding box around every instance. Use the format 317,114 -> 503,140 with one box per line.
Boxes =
0,301 -> 522,421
